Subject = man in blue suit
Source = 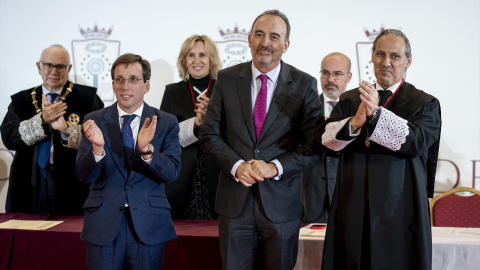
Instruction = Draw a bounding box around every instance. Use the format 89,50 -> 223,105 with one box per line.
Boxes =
76,53 -> 181,269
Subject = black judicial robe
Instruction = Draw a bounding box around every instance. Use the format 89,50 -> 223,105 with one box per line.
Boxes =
318,82 -> 441,270
1,82 -> 104,215
160,79 -> 219,219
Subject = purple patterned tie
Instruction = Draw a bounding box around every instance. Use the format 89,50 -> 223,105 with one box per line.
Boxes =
327,101 -> 338,108
254,74 -> 268,140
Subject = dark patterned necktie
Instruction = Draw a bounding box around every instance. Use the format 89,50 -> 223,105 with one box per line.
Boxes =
254,74 -> 268,140
38,93 -> 59,176
122,114 -> 136,175
378,90 -> 392,107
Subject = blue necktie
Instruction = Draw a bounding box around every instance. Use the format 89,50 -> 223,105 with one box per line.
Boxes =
122,114 -> 136,175
38,93 -> 59,177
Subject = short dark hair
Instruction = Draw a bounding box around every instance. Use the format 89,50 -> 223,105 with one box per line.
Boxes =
372,29 -> 412,58
251,9 -> 291,41
111,53 -> 151,82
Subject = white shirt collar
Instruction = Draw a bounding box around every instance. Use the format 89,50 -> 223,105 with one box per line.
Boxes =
323,94 -> 339,117
42,85 -> 62,95
251,62 -> 281,83
375,80 -> 402,91
117,103 -> 144,119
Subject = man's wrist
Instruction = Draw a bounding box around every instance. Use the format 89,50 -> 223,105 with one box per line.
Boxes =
270,162 -> 278,176
140,143 -> 154,155
371,107 -> 381,120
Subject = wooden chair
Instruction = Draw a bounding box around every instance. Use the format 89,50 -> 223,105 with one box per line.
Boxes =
430,187 -> 480,227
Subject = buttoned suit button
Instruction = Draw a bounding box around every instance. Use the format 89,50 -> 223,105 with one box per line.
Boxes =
254,149 -> 260,154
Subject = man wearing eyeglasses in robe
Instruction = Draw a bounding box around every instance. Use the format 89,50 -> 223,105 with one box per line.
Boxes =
1,45 -> 104,215
303,52 -> 352,224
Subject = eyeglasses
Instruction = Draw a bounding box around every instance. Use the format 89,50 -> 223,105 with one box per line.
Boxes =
113,77 -> 144,84
40,62 -> 69,72
320,70 -> 345,80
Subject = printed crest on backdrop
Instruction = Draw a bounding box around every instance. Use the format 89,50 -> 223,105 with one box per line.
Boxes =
71,24 -> 120,104
215,25 -> 250,68
356,25 -> 385,84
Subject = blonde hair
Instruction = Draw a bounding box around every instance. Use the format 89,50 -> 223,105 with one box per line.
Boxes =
177,35 -> 222,81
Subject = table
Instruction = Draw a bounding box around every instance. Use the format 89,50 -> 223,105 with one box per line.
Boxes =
295,225 -> 480,270
0,213 -> 85,270
1,214 -> 479,270
432,227 -> 480,270
0,213 -> 222,270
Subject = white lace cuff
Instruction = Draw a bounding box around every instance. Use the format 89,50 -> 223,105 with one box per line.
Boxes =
370,108 -> 409,151
179,117 -> 198,148
322,117 -> 355,151
19,113 -> 48,146
63,123 -> 82,149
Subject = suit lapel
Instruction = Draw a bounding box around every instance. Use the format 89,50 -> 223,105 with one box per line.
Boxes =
237,63 -> 256,142
102,104 -> 128,180
258,62 -> 291,141
320,94 -> 326,119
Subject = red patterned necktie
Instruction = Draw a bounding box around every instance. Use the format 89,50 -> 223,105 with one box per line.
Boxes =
254,74 -> 268,140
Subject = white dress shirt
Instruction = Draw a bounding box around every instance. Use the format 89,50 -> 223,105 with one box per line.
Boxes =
231,63 -> 283,181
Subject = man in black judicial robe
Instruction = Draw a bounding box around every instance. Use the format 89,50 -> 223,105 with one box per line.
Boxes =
1,45 -> 103,215
318,30 -> 441,270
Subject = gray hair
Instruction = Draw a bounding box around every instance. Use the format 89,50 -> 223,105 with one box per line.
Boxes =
251,9 -> 291,41
372,29 -> 412,58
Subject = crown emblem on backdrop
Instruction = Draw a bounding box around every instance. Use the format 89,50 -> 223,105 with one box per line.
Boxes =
215,24 -> 250,67
363,24 -> 385,40
79,24 -> 113,39
72,23 -> 120,104
218,25 -> 249,41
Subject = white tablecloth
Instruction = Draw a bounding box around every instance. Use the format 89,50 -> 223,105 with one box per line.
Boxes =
295,225 -> 480,270
432,227 -> 480,270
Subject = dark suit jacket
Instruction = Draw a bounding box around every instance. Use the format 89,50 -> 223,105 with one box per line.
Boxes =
199,61 -> 320,223
76,102 -> 181,246
302,94 -> 339,223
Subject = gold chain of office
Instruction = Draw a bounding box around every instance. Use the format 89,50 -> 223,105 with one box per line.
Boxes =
31,82 -> 73,113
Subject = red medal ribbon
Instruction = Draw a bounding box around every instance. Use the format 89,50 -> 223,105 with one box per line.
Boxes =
379,78 -> 403,108
189,78 -> 212,110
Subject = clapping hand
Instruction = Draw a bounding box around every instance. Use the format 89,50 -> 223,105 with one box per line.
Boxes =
137,115 -> 157,155
41,94 -> 67,124
83,119 -> 105,156
194,95 -> 209,127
